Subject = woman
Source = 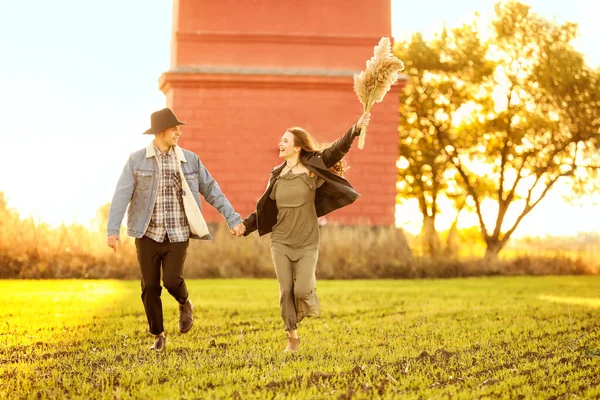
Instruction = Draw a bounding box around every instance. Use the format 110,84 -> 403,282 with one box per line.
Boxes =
240,112 -> 370,353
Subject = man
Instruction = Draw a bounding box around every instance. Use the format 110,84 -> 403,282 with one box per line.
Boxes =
107,108 -> 245,351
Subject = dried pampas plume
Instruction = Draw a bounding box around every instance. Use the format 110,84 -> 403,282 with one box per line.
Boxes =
354,37 -> 405,149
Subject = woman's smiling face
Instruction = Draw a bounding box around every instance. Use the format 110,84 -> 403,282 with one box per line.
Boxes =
278,131 -> 299,159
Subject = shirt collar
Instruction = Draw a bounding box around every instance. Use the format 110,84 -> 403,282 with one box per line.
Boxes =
145,140 -> 188,163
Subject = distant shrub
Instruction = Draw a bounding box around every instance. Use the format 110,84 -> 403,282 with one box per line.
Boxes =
0,195 -> 596,279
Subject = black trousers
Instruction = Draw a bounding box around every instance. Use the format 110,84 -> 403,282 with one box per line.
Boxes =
135,236 -> 189,335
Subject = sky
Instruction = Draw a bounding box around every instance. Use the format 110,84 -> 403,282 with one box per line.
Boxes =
0,0 -> 598,237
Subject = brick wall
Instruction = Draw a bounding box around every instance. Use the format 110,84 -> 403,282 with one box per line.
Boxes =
160,0 -> 404,226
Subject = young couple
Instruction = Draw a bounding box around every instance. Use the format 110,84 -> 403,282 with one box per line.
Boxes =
107,107 -> 370,353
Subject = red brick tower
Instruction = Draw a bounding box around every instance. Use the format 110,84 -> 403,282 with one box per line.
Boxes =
159,0 -> 404,225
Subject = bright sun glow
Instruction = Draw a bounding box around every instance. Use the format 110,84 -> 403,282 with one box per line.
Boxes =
395,194 -> 599,238
538,295 -> 600,309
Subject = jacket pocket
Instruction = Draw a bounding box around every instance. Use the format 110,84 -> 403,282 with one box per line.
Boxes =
134,169 -> 153,192
184,172 -> 199,193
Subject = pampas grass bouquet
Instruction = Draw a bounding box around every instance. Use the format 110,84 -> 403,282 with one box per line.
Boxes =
353,37 -> 405,149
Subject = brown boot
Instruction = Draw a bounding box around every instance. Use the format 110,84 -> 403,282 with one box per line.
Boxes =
284,337 -> 301,353
149,332 -> 166,352
179,299 -> 194,333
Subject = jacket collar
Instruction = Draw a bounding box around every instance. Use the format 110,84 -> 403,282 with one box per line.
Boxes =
145,141 -> 188,163
271,162 -> 286,175
271,152 -> 322,176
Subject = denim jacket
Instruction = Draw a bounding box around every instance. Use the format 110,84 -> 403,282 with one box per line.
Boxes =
107,142 -> 241,240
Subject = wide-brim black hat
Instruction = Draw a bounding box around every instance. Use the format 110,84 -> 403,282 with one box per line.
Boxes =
143,108 -> 187,135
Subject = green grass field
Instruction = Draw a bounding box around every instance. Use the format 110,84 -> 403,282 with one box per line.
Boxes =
1,277 -> 599,399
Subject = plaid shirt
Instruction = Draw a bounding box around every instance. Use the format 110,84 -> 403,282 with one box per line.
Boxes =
144,145 -> 190,243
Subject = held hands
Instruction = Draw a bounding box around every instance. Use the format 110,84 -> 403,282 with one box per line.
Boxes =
356,111 -> 371,131
107,235 -> 120,253
230,222 -> 246,237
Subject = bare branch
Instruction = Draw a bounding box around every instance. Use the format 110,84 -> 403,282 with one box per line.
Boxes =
436,130 -> 490,240
498,83 -> 517,204
504,147 -> 538,203
500,168 -> 574,246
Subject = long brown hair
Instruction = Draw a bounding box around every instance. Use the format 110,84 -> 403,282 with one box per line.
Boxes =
286,127 -> 348,177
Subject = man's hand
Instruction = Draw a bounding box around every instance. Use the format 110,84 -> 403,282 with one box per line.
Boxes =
356,111 -> 371,131
230,223 -> 246,237
107,235 -> 121,252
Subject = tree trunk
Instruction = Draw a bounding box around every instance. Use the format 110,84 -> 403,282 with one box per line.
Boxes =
483,239 -> 504,265
422,215 -> 441,257
444,221 -> 460,257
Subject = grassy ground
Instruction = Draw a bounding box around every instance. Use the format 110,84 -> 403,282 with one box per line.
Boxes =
1,277 -> 599,399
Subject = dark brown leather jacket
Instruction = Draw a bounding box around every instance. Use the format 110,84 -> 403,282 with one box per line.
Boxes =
243,124 -> 361,236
